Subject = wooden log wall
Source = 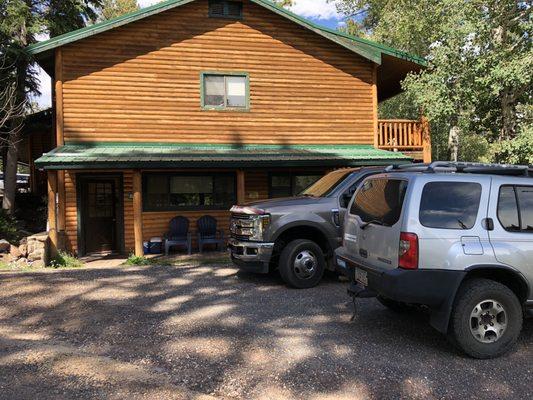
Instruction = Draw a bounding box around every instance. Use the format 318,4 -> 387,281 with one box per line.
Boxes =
59,0 -> 375,145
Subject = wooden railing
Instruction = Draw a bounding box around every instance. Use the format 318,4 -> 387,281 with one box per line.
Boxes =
377,118 -> 432,162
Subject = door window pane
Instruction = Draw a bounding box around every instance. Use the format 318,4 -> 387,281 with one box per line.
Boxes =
351,178 -> 408,226
498,186 -> 520,231
419,182 -> 482,229
517,186 -> 533,232
204,75 -> 225,107
226,76 -> 246,107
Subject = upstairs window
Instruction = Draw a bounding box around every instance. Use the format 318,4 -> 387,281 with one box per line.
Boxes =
209,0 -> 243,19
202,72 -> 249,110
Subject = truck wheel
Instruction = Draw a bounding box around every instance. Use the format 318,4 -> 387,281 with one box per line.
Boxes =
279,239 -> 325,289
449,278 -> 522,359
377,296 -> 413,313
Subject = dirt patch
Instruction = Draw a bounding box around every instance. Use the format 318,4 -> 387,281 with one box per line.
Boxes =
0,263 -> 531,399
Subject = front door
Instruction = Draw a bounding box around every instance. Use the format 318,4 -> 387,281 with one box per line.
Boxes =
79,176 -> 123,254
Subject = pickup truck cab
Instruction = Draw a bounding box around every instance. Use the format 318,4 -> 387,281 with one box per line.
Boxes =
229,167 -> 385,288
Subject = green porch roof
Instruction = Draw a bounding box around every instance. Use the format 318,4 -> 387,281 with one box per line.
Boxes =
35,143 -> 410,170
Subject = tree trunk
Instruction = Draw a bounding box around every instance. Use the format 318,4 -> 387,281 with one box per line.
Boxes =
448,125 -> 460,162
499,90 -> 516,141
2,129 -> 19,214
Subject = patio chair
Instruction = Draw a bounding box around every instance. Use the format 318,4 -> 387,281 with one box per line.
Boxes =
164,216 -> 192,255
197,215 -> 225,253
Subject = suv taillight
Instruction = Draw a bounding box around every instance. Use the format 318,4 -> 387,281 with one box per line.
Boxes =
399,232 -> 418,270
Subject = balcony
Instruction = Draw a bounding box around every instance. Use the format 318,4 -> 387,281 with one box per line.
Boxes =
377,118 -> 432,163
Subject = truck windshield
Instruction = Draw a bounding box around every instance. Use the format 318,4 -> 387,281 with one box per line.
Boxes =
299,169 -> 354,198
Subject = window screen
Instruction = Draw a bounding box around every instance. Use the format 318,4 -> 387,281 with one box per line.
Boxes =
350,178 -> 408,226
202,74 -> 248,109
419,182 -> 482,229
143,173 -> 236,211
209,0 -> 243,18
269,173 -> 322,198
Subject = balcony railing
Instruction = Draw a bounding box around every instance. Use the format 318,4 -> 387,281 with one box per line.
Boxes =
377,118 -> 432,162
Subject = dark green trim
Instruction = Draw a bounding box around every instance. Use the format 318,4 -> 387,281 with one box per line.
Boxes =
142,171 -> 237,212
208,0 -> 243,19
200,71 -> 250,111
27,0 -> 426,67
76,173 -> 125,256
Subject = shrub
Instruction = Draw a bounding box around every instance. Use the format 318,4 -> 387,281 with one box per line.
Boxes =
0,210 -> 21,243
125,254 -> 151,266
49,252 -> 84,269
490,127 -> 533,165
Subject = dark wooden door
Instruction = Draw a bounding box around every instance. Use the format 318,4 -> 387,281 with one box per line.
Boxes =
82,179 -> 117,254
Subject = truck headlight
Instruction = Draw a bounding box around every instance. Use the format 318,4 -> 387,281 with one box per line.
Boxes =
250,214 -> 271,241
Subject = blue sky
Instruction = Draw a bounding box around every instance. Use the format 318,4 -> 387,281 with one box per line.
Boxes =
34,0 -> 344,108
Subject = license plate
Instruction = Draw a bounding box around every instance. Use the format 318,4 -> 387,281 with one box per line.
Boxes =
355,268 -> 368,286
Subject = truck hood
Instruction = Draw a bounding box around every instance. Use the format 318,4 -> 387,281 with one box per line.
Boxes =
242,196 -> 329,212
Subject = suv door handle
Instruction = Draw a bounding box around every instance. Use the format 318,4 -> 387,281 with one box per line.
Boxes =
482,218 -> 494,231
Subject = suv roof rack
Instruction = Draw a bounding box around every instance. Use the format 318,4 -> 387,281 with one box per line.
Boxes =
385,161 -> 533,177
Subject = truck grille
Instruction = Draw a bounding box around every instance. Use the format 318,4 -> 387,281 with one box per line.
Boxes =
230,213 -> 255,241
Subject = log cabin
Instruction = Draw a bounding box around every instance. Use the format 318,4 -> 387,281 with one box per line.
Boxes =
29,0 -> 431,257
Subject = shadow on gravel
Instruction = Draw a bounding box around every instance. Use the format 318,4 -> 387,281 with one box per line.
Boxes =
0,264 -> 531,399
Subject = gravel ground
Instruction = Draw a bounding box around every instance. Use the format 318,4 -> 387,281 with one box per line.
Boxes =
0,258 -> 531,400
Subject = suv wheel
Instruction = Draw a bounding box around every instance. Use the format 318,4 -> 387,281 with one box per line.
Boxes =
279,239 -> 325,289
450,279 -> 522,359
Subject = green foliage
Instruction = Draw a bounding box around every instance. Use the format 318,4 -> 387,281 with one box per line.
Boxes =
0,209 -> 21,243
126,253 -> 151,266
489,126 -> 533,165
98,0 -> 140,21
272,0 -> 294,8
49,252 -> 84,269
334,0 -> 533,161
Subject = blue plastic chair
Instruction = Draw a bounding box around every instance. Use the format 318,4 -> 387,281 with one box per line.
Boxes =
165,216 -> 192,255
197,215 -> 225,253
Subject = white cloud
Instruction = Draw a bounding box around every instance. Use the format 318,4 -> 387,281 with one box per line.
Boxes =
138,0 -> 160,7
290,0 -> 340,21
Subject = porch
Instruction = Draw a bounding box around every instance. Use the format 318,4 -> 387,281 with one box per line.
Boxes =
376,117 -> 432,163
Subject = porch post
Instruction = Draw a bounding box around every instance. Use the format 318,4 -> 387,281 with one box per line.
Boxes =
421,116 -> 432,163
237,169 -> 245,205
47,170 -> 58,258
372,64 -> 379,149
132,170 -> 144,257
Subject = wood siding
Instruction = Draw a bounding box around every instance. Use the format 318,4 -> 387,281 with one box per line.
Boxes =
59,0 -> 375,145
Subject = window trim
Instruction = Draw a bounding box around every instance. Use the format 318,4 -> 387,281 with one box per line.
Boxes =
418,181 -> 482,231
200,71 -> 250,111
208,0 -> 243,19
268,172 -> 323,198
497,185 -> 533,233
142,172 -> 237,212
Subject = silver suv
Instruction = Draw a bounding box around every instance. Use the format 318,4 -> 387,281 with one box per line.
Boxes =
335,162 -> 533,358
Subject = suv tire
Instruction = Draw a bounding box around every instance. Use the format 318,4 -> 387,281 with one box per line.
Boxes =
279,239 -> 325,289
450,278 -> 522,359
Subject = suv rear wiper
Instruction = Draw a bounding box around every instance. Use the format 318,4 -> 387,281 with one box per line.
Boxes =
360,219 -> 385,229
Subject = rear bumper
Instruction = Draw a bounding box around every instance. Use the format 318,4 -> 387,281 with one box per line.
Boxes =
228,238 -> 274,274
336,250 -> 466,333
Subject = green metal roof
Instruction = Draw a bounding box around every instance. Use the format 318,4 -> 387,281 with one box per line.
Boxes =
27,0 -> 426,67
35,142 -> 410,170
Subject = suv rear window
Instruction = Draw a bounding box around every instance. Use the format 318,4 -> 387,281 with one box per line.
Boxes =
419,182 -> 482,230
498,185 -> 533,232
350,178 -> 408,226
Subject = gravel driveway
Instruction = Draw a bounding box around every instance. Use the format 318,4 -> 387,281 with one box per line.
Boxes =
0,258 -> 531,399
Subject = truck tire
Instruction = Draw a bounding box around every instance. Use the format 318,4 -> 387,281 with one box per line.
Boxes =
279,239 -> 325,289
449,278 -> 522,359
